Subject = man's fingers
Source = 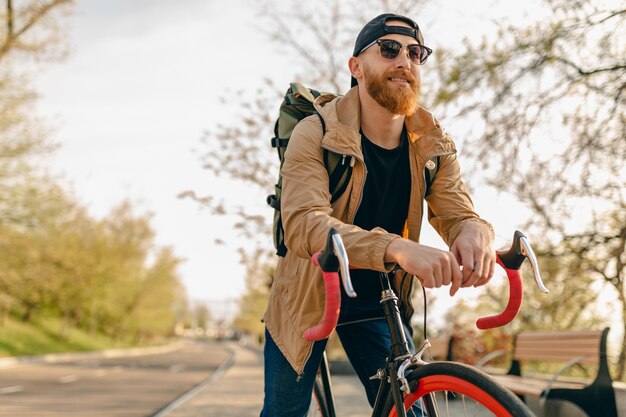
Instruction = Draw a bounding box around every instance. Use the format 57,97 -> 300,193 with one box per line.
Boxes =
470,255 -> 485,287
449,254 -> 462,297
461,251 -> 483,288
441,255 -> 452,287
418,272 -> 435,288
461,250 -> 475,286
475,253 -> 495,286
451,245 -> 462,265
488,256 -> 496,279
433,263 -> 443,288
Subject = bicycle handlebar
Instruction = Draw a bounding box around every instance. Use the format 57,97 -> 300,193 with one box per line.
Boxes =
476,230 -> 548,329
303,229 -> 549,341
303,229 -> 354,342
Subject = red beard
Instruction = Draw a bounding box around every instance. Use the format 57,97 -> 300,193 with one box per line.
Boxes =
363,66 -> 420,116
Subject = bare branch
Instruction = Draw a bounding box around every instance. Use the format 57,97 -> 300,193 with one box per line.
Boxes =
6,0 -> 13,39
0,0 -> 73,61
552,56 -> 626,76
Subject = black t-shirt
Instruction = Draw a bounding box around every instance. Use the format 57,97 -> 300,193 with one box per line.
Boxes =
339,127 -> 411,323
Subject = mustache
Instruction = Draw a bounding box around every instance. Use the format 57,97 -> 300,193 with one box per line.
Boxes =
385,69 -> 417,85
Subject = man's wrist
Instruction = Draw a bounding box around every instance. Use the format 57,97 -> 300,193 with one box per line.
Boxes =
384,237 -> 404,263
462,218 -> 495,240
453,218 -> 494,245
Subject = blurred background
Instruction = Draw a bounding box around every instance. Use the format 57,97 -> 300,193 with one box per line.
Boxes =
0,0 -> 624,384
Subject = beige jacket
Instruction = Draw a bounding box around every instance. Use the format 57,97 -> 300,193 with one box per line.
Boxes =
263,86 -> 493,376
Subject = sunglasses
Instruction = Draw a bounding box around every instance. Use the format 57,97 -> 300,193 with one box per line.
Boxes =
360,39 -> 433,65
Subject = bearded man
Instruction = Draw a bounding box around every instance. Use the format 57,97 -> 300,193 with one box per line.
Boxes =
260,13 -> 496,416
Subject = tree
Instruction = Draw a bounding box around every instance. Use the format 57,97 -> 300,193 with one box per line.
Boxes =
94,203 -> 182,340
232,250 -> 274,341
0,0 -> 74,176
0,193 -> 189,341
0,1 -> 76,306
122,247 -> 186,341
0,0 -> 73,61
434,0 -> 625,377
191,304 -> 212,331
0,181 -> 79,322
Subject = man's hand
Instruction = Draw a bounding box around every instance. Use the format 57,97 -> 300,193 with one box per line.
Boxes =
385,239 -> 463,296
450,222 -> 496,293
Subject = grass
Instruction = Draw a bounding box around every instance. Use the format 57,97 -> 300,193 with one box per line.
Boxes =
0,316 -> 141,357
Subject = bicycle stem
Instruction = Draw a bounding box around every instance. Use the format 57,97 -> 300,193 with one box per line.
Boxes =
380,287 -> 412,361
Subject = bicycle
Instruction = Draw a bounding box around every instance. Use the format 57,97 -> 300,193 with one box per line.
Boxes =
305,229 -> 549,417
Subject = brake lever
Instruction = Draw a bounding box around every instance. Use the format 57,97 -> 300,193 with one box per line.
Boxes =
520,236 -> 549,294
331,233 -> 356,298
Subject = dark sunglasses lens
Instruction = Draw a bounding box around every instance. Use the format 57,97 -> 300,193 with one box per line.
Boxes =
408,45 -> 424,64
379,40 -> 401,60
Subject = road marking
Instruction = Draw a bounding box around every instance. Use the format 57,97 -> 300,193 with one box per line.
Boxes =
0,386 -> 23,394
152,347 -> 235,417
59,375 -> 78,383
78,360 -> 100,367
169,364 -> 186,373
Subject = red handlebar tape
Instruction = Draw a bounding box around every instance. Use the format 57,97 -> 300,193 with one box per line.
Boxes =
303,252 -> 342,342
475,255 -> 523,330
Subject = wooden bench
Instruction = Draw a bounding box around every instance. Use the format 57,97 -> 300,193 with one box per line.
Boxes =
481,327 -> 617,417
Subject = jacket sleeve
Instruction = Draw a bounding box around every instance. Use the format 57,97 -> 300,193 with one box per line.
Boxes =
426,152 -> 494,246
280,117 -> 400,271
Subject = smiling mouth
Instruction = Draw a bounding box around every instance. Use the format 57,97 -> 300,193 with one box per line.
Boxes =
389,77 -> 410,84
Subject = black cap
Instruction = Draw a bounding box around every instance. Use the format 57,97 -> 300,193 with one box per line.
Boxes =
351,13 -> 425,87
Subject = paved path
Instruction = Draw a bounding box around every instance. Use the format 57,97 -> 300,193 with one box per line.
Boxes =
163,342 -> 371,417
162,342 -> 538,417
2,339 -> 616,417
0,340 -> 229,417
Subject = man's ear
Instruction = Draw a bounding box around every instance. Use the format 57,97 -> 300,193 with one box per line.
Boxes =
348,56 -> 362,83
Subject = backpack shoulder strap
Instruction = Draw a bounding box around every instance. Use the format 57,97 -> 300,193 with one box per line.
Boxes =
315,111 -> 353,204
324,151 -> 352,204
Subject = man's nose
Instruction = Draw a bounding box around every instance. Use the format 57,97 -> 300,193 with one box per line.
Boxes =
396,47 -> 412,68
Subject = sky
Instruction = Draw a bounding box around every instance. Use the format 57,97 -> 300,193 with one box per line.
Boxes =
32,0 -> 621,340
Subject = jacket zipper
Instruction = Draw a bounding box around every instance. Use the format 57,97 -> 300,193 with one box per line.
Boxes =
297,343 -> 313,381
296,146 -> 365,379
348,153 -> 366,223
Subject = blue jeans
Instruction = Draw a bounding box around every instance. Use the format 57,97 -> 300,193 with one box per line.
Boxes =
259,316 -> 417,417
